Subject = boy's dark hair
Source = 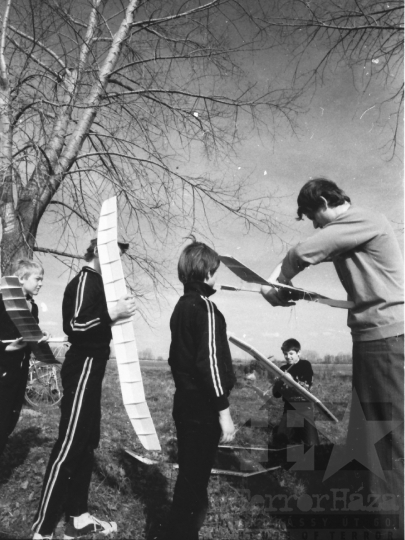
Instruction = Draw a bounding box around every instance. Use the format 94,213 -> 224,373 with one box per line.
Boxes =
178,241 -> 220,284
297,179 -> 351,220
84,238 -> 129,262
281,338 -> 301,352
84,239 -> 98,262
13,259 -> 44,279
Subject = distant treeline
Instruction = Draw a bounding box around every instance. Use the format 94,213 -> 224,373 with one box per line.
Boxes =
138,348 -> 352,365
301,351 -> 352,364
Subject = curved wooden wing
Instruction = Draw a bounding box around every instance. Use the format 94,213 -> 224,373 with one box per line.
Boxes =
97,197 -> 161,451
228,333 -> 338,423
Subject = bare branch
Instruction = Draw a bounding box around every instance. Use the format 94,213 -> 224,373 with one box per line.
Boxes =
34,246 -> 84,259
131,0 -> 222,29
9,24 -> 67,70
49,200 -> 96,230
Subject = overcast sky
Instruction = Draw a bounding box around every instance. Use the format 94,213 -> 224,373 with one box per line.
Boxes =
35,21 -> 403,361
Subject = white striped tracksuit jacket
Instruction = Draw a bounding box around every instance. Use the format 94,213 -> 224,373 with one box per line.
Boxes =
62,266 -> 112,352
168,281 -> 236,412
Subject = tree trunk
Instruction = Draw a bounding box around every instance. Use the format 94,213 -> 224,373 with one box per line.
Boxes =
1,212 -> 31,274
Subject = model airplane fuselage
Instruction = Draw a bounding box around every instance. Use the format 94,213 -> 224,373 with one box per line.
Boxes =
219,255 -> 354,310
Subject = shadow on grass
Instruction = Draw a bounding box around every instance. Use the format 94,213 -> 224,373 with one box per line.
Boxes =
215,442 -> 384,539
93,448 -> 172,540
278,444 -> 383,540
209,443 -> 339,538
121,452 -> 171,540
0,426 -> 46,486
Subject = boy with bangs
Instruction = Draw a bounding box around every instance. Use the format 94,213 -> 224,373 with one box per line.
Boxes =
166,241 -> 236,540
0,259 -> 47,457
272,338 -> 319,448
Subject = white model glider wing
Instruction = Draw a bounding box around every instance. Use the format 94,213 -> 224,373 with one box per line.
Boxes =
1,277 -> 59,364
219,255 -> 354,309
97,197 -> 161,451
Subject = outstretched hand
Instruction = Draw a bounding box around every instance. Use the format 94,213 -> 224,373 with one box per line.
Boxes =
261,262 -> 296,307
6,337 -> 27,351
261,285 -> 296,307
38,331 -> 50,343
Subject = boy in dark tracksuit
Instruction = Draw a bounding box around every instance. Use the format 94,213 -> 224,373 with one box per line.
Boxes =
32,239 -> 135,540
0,259 -> 46,457
272,338 -> 319,447
167,241 -> 236,540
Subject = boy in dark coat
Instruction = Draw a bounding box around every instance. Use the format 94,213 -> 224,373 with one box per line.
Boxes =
272,338 -> 319,447
166,241 -> 236,540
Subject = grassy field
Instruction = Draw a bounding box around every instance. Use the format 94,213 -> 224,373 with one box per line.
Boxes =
0,361 -> 352,540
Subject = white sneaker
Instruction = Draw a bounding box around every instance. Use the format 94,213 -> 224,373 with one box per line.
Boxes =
32,533 -> 53,539
64,514 -> 117,539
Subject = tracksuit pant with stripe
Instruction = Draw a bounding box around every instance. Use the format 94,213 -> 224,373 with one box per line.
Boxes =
33,348 -> 108,535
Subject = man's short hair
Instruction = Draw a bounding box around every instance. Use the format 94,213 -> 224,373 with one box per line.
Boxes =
13,259 -> 44,279
178,241 -> 220,284
84,238 -> 129,262
297,178 -> 351,220
281,338 -> 301,352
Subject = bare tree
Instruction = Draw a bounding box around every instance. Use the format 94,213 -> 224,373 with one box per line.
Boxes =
264,0 -> 404,155
0,0 -> 302,284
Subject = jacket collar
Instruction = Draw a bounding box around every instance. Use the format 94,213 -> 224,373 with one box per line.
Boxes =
184,281 -> 216,298
82,266 -> 99,274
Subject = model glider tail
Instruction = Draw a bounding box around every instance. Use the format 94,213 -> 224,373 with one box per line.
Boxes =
98,197 -> 161,451
219,256 -> 269,286
228,333 -> 338,423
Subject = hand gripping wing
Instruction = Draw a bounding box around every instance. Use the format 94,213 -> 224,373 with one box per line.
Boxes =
219,255 -> 354,309
1,277 -> 59,364
97,197 -> 161,451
